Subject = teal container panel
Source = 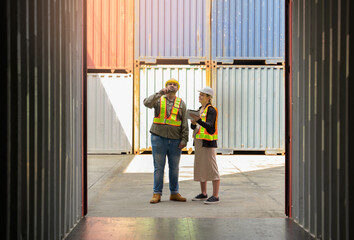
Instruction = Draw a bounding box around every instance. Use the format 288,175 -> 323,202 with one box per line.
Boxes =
139,65 -> 207,150
216,66 -> 285,153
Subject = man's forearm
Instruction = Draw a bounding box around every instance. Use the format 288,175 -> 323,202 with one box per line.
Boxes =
143,92 -> 162,108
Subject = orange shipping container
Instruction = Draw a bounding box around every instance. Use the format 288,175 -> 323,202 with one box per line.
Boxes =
87,0 -> 134,72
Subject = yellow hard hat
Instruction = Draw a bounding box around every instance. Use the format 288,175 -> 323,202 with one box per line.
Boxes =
165,78 -> 180,90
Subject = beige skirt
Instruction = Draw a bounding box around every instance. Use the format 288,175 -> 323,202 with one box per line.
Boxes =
194,137 -> 220,182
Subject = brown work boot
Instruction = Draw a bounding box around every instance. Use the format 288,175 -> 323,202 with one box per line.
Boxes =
150,194 -> 161,204
170,193 -> 187,202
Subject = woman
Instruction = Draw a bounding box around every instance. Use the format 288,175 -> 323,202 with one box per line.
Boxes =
190,87 -> 220,204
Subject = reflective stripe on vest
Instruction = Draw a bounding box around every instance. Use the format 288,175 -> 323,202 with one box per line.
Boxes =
153,96 -> 182,126
196,105 -> 218,141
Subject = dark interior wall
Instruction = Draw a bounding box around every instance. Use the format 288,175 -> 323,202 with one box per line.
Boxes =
290,0 -> 352,239
4,0 -> 85,239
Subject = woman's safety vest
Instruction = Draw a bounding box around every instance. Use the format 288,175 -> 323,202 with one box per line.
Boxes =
196,105 -> 218,141
153,96 -> 182,126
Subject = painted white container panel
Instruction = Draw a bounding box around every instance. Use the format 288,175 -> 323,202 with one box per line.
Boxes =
88,74 -> 133,153
216,66 -> 285,153
139,65 -> 207,150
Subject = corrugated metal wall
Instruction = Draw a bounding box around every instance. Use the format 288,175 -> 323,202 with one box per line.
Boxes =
87,0 -> 134,72
139,65 -> 207,150
290,0 -> 351,239
212,0 -> 285,63
216,66 -> 285,153
87,74 -> 133,154
5,0 -> 84,239
135,0 -> 211,63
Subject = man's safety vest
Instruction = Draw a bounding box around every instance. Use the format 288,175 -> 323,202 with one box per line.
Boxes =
153,96 -> 182,126
196,105 -> 218,141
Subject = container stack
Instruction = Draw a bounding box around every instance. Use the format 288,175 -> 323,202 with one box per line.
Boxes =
86,0 -> 134,154
134,0 -> 212,153
87,0 -> 286,155
211,0 -> 286,155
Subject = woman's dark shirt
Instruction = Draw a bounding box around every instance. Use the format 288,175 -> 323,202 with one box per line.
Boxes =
191,103 -> 218,148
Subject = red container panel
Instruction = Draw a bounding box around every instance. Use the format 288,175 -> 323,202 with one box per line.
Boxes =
87,0 -> 134,72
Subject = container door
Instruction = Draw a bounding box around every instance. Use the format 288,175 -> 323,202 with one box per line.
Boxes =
215,66 -> 285,154
87,73 -> 133,154
139,65 -> 207,151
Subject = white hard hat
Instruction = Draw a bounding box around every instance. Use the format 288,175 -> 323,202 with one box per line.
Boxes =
198,87 -> 214,97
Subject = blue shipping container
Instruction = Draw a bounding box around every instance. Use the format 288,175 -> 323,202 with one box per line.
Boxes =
212,0 -> 285,63
135,0 -> 210,63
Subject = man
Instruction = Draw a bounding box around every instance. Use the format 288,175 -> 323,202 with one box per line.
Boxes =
143,78 -> 189,204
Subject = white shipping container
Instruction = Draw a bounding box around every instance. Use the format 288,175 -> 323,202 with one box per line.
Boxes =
215,66 -> 285,154
87,74 -> 133,154
139,65 -> 207,150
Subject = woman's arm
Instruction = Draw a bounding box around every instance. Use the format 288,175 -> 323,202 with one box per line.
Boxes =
189,107 -> 201,130
196,107 -> 216,134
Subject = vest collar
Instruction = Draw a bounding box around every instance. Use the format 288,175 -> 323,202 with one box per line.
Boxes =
201,102 -> 212,110
164,94 -> 177,101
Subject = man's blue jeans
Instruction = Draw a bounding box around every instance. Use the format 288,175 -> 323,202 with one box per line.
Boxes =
151,134 -> 182,195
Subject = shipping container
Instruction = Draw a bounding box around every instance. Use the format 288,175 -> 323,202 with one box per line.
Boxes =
87,74 -> 133,154
139,65 -> 207,150
212,0 -> 285,64
87,0 -> 134,72
215,66 -> 285,154
289,0 -> 351,239
135,0 -> 211,63
5,0 -> 84,239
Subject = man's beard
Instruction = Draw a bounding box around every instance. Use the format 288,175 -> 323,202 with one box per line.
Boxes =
167,88 -> 177,93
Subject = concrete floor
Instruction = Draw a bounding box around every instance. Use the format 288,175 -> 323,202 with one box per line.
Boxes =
65,154 -> 314,239
87,154 -> 285,218
66,217 -> 313,240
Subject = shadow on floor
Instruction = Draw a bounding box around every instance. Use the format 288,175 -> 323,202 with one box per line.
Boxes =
65,155 -> 313,239
65,217 -> 314,240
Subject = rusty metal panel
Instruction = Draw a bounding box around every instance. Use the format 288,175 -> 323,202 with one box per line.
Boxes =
5,0 -> 84,239
87,0 -> 134,72
215,66 -> 285,153
87,74 -> 133,154
139,65 -> 207,150
135,0 -> 211,64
